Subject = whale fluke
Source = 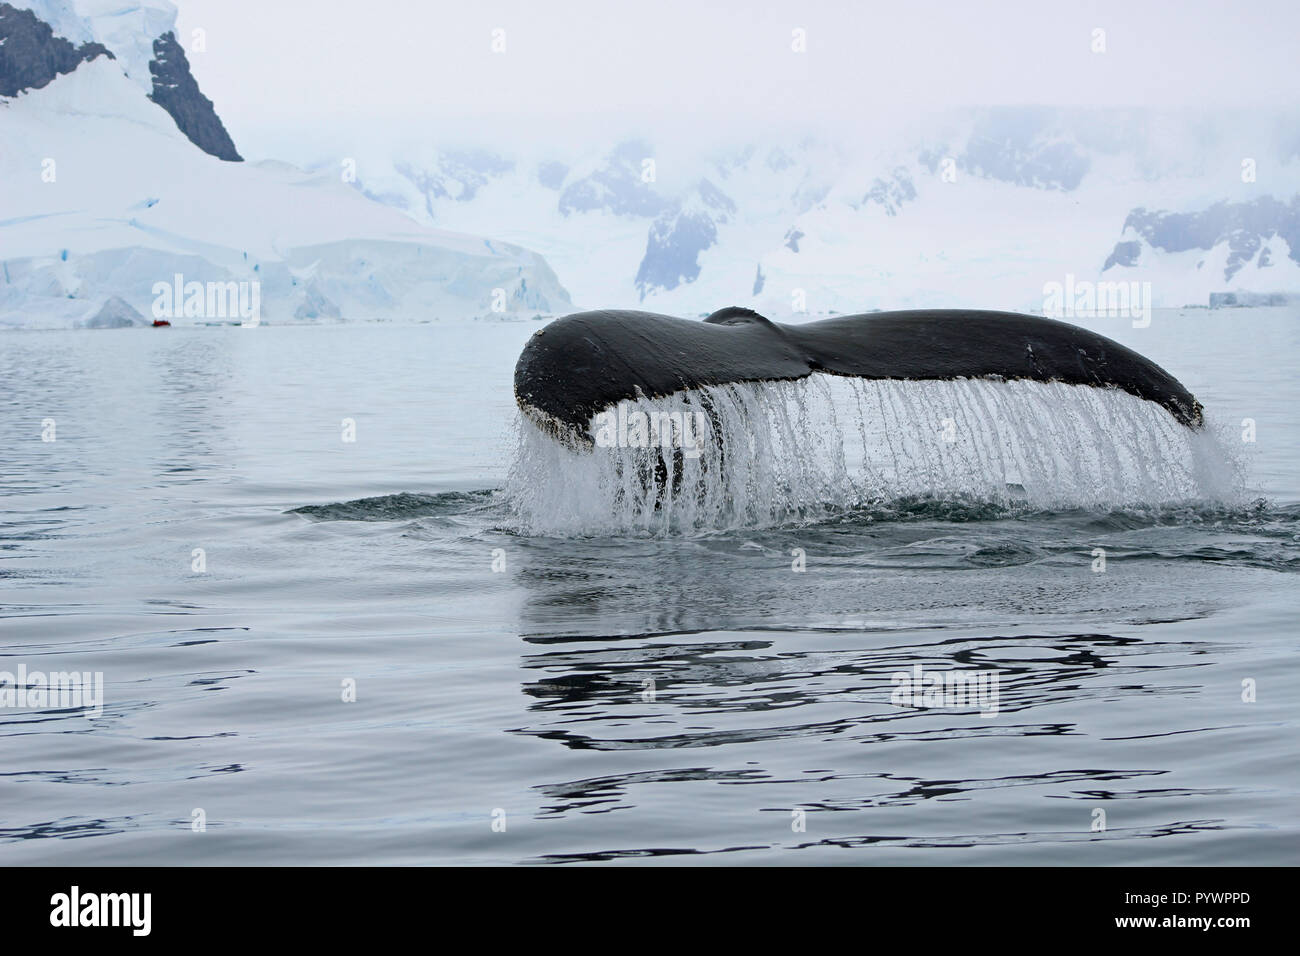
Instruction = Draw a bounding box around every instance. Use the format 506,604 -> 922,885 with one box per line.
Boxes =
514,308 -> 1204,446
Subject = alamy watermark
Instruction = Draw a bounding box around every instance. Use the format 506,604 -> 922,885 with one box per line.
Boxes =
890,664 -> 1000,717
0,664 -> 103,718
152,273 -> 261,326
1043,274 -> 1151,328
50,886 -> 150,936
592,403 -> 708,459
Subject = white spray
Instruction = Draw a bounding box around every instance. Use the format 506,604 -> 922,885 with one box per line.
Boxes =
504,375 -> 1239,536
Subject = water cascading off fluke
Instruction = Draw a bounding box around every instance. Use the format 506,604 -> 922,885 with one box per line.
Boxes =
506,307 -> 1231,535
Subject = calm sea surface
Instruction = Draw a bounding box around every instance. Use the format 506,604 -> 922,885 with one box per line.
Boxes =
2,308 -> 1297,864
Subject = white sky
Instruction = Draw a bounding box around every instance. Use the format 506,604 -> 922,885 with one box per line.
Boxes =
172,0 -> 1300,160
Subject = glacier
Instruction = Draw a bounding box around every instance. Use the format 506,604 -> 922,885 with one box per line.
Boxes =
0,1 -> 571,328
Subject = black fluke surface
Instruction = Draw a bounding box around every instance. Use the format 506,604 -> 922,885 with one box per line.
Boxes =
514,307 -> 1204,443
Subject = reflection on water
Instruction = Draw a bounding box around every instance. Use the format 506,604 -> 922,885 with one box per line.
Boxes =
2,320 -> 1298,864
516,631 -> 1197,752
494,481 -> 1297,861
532,819 -> 1244,865
508,625 -> 1249,861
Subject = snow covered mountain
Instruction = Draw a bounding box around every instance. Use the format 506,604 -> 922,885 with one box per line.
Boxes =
0,1 -> 570,328
5,1 -> 1295,328
1101,196 -> 1300,302
341,108 -> 1300,316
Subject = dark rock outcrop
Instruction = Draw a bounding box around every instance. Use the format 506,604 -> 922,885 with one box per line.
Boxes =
858,167 -> 917,216
1104,196 -> 1300,280
559,140 -> 666,218
1102,239 -> 1142,271
0,2 -> 113,97
634,180 -> 735,299
147,31 -> 241,161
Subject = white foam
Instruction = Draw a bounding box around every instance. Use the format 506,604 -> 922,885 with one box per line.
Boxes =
503,375 -> 1239,536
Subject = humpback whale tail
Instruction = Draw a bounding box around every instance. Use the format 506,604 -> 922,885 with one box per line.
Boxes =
515,307 -> 1204,447
508,308 -> 1225,534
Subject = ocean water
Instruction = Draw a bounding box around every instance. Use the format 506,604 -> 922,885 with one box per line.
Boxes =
2,308 -> 1297,865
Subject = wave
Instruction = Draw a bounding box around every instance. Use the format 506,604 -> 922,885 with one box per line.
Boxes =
289,490 -> 495,522
287,493 -> 1300,574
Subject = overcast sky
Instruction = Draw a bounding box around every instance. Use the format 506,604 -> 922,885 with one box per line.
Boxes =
172,0 -> 1300,160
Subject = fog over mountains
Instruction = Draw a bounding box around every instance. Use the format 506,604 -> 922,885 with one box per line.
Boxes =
339,108 -> 1300,316
3,0 -> 1298,328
